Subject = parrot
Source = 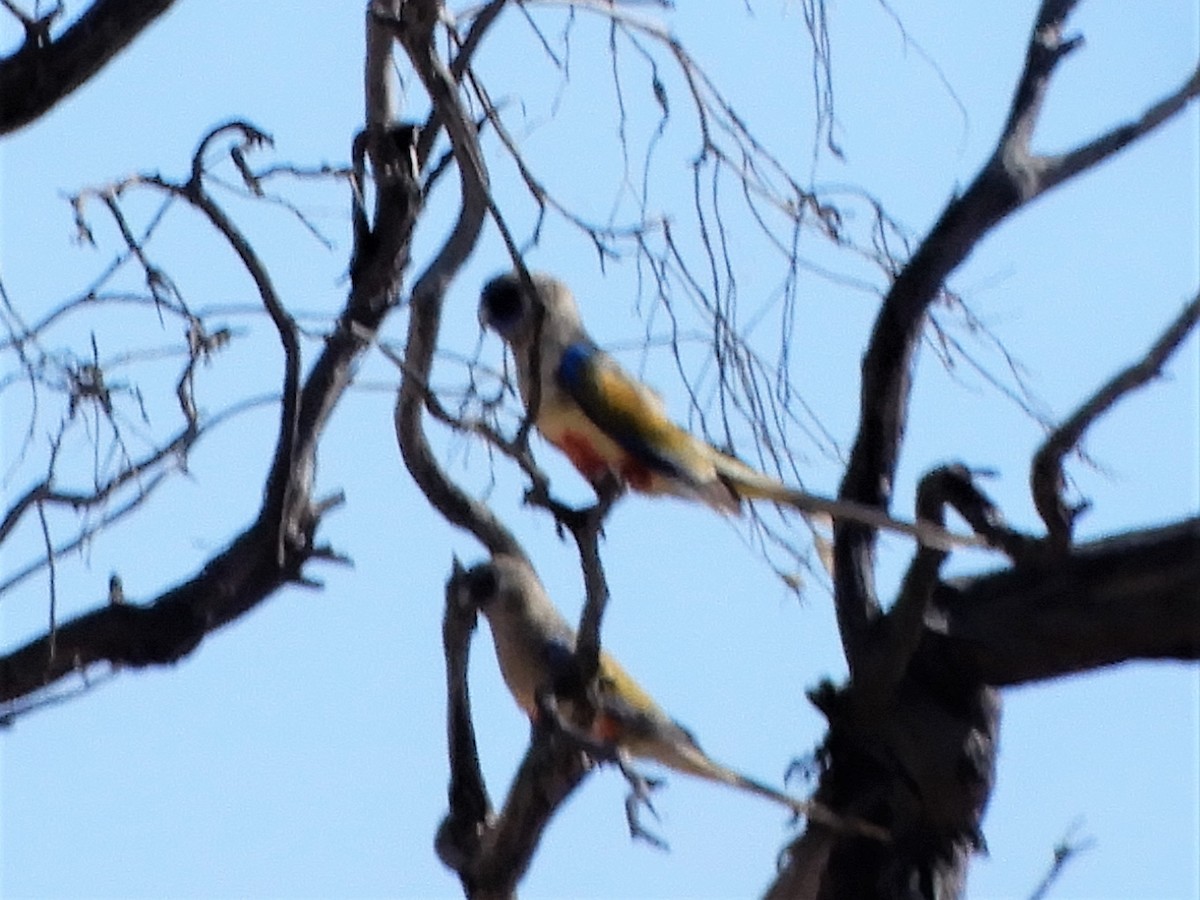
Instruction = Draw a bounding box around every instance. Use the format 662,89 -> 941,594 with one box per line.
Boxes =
479,271 -> 972,549
461,553 -> 823,817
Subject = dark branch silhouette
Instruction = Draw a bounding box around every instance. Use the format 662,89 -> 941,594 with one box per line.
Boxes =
0,0 -> 179,135
932,518 -> 1200,686
2,91 -> 423,707
2,2 -> 1196,897
771,1 -> 1200,895
1031,292 -> 1200,549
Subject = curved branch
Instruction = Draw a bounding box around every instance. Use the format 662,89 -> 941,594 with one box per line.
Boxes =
436,560 -> 493,883
409,0 -> 506,171
2,97 -> 419,711
178,123 -> 303,543
0,0 -> 178,135
833,0 -> 1200,669
853,466 -> 981,708
928,517 -> 1200,686
386,0 -> 524,561
1031,291 -> 1200,549
438,561 -> 590,899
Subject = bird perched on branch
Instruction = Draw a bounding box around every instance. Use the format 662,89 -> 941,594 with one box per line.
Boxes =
479,270 -> 972,549
461,554 -> 820,817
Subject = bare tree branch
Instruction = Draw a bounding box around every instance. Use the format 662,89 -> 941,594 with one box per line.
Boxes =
386,4 -> 595,882
181,123 -> 304,557
833,0 -> 1199,668
364,0 -> 399,131
773,516 -> 1197,897
470,727 -> 588,900
929,517 -> 1200,686
2,74 -> 423,712
1031,291 -> 1200,549
1035,64 -> 1200,198
435,560 -> 495,885
438,559 -> 590,900
0,395 -> 264,590
855,465 -> 1036,708
0,499 -> 335,707
768,4 -> 1200,896
567,492 -> 617,688
1,237 -> 246,597
383,0 -> 524,561
0,0 -> 179,134
1026,820 -> 1095,900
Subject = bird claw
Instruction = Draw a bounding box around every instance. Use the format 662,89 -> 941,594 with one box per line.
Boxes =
521,482 -> 615,539
625,791 -> 669,851
533,689 -> 670,848
615,751 -> 668,849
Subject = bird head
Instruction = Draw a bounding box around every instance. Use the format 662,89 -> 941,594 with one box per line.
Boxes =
479,271 -> 584,349
459,555 -> 532,622
461,554 -> 575,646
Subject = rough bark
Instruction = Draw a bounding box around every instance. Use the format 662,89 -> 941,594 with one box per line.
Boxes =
932,518 -> 1200,686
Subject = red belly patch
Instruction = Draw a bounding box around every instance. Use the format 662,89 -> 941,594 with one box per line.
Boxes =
556,430 -> 655,492
558,431 -> 612,481
592,712 -> 625,744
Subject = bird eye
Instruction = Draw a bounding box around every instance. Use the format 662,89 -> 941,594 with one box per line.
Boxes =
480,275 -> 525,328
465,564 -> 498,605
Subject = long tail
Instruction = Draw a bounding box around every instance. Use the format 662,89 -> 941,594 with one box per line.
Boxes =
660,737 -> 889,840
648,730 -> 803,813
728,771 -> 890,840
708,451 -> 984,552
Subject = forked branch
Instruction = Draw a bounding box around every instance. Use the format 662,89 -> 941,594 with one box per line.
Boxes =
834,0 -> 1200,666
381,0 -> 524,562
2,100 -> 421,712
1031,291 -> 1200,549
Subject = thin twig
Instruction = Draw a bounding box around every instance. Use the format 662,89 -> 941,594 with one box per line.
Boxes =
36,500 -> 57,660
1027,820 -> 1096,900
1031,291 -> 1200,548
834,0 -> 1200,669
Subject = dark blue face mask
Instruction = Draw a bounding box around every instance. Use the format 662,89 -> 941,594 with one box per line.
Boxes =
480,273 -> 528,335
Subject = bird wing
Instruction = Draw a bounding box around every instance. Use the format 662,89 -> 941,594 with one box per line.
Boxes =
555,342 -> 713,487
594,652 -> 807,813
595,651 -> 668,723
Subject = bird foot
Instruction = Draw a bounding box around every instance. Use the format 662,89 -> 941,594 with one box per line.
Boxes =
616,754 -> 668,851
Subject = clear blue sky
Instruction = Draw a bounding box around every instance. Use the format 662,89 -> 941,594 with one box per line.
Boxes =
2,2 -> 1197,898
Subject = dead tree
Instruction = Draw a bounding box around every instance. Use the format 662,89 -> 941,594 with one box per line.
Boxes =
1,2 -> 1196,898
